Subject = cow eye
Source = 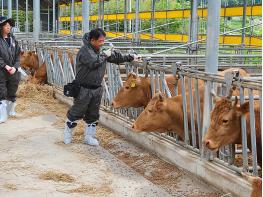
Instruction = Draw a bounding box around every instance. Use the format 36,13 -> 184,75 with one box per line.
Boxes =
222,119 -> 228,124
148,109 -> 153,113
125,86 -> 129,89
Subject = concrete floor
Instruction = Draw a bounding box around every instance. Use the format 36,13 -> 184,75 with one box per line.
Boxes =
0,92 -> 224,196
0,115 -> 174,197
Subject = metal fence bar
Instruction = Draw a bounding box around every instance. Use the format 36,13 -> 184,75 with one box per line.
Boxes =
240,87 -> 249,172
180,74 -> 190,145
248,89 -> 258,176
188,77 -> 197,148
194,78 -> 202,148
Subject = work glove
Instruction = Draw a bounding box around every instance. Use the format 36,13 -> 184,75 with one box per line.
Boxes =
102,48 -> 112,57
132,54 -> 143,63
5,65 -> 17,75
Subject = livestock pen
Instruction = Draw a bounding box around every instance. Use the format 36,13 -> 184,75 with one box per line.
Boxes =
0,0 -> 262,196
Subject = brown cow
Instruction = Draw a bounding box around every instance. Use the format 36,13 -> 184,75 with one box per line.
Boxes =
31,63 -> 47,84
20,51 -> 39,75
132,88 -> 204,142
112,72 -> 204,108
242,172 -> 262,197
250,177 -> 262,197
48,48 -> 77,67
204,97 -> 261,165
112,68 -> 249,109
20,48 -> 77,84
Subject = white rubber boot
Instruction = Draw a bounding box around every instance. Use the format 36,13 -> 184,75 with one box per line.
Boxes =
84,123 -> 99,146
7,101 -> 17,116
64,119 -> 77,144
0,100 -> 8,123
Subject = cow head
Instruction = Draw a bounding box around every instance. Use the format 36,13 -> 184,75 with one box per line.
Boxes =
112,73 -> 151,108
204,97 -> 250,151
20,51 -> 39,75
132,92 -> 173,133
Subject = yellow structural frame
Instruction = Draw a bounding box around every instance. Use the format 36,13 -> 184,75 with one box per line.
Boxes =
58,30 -> 262,47
59,0 -> 104,6
59,5 -> 262,22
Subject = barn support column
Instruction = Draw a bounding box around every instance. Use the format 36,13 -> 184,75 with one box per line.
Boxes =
202,0 -> 221,159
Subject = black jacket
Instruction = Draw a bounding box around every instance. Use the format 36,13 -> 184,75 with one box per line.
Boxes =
0,34 -> 21,70
75,33 -> 134,87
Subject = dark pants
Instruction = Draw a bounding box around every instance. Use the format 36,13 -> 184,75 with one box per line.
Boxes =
67,86 -> 103,124
0,69 -> 21,102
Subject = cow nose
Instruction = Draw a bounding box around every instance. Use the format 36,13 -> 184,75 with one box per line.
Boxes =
132,124 -> 135,129
111,101 -> 116,107
204,140 -> 210,147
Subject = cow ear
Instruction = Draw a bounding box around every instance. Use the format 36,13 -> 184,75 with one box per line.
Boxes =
152,92 -> 163,101
158,93 -> 164,102
236,102 -> 250,115
127,72 -> 137,79
156,101 -> 164,111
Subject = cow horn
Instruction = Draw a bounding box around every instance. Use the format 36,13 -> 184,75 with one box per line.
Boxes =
232,96 -> 238,107
211,89 -> 220,103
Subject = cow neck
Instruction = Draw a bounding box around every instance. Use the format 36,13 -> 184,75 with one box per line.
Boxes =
143,77 -> 152,107
31,53 -> 39,70
166,96 -> 185,139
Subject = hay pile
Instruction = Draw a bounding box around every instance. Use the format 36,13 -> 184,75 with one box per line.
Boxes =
16,82 -> 68,118
17,82 -> 54,102
39,171 -> 75,183
64,184 -> 113,195
3,183 -> 17,191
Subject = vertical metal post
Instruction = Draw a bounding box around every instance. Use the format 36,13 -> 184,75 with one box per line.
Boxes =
135,0 -> 139,43
180,75 -> 190,145
202,0 -> 221,158
98,0 -> 101,27
116,0 -> 119,33
128,0 -> 132,32
195,78 -> 202,148
70,0 -> 75,35
205,1 -> 220,73
102,0 -> 104,29
151,0 -> 155,40
8,0 -> 12,18
33,0 -> 40,41
124,0 -> 127,37
241,0 -> 247,47
106,1 -> 109,31
82,0 -> 90,33
47,5 -> 50,33
188,78 -> 197,148
1,0 -> 3,16
190,0 -> 198,52
53,0 -> 55,34
26,0 -> 28,34
248,89 -> 258,176
16,0 -> 18,29
166,0 -> 169,36
240,87 -> 248,172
